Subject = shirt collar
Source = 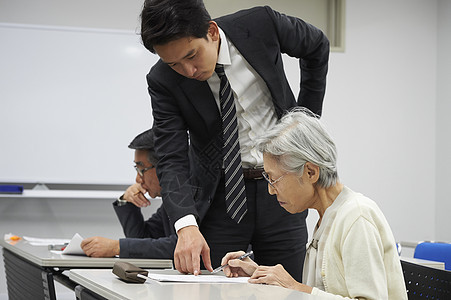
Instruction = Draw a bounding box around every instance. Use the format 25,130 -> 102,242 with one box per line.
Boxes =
217,27 -> 231,66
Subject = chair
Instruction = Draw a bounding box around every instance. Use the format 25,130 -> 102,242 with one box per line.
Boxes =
397,242 -> 402,256
414,242 -> 451,271
401,260 -> 451,299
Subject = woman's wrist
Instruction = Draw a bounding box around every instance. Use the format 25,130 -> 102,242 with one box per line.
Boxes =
293,282 -> 313,294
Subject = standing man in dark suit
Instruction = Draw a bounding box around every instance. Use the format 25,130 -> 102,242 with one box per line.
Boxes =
140,0 -> 329,279
81,129 -> 177,258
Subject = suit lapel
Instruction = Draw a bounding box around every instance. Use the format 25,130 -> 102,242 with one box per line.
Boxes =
217,19 -> 284,116
176,13 -> 287,133
179,78 -> 221,135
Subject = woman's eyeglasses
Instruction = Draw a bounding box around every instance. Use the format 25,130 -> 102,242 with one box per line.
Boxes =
262,171 -> 287,189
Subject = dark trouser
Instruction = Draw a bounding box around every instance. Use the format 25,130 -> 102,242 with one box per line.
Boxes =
199,177 -> 308,282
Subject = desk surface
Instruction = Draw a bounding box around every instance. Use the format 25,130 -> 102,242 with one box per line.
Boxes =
0,189 -> 120,199
70,269 -> 317,300
0,238 -> 172,269
401,256 -> 445,270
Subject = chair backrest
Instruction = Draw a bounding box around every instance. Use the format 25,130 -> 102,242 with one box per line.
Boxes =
414,242 -> 451,271
401,260 -> 451,299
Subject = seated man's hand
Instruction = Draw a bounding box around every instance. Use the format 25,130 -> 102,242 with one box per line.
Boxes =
174,226 -> 212,275
123,183 -> 150,207
222,251 -> 258,277
81,236 -> 120,257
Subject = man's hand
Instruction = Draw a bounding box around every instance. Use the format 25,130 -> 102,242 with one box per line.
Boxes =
174,226 -> 212,275
81,236 -> 120,257
123,183 -> 149,207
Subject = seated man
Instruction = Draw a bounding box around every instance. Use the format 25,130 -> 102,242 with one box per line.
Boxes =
81,129 -> 176,258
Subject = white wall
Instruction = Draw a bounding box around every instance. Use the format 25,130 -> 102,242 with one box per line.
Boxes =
1,0 -> 450,298
0,0 -> 144,30
436,0 -> 451,242
324,0 -> 438,243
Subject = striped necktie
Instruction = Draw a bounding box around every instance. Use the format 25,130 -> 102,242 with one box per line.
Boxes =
215,64 -> 248,223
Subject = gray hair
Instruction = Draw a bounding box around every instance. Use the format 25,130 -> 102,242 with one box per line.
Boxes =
256,107 -> 338,188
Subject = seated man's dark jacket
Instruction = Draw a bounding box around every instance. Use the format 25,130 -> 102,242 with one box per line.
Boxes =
113,201 -> 176,259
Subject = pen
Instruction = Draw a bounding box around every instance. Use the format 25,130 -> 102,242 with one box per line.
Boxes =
48,243 -> 69,251
212,250 -> 253,273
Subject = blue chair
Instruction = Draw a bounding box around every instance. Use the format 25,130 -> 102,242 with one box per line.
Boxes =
414,242 -> 451,271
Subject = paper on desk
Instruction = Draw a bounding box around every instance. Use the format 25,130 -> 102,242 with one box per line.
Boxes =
61,233 -> 85,255
23,235 -> 71,246
146,273 -> 249,283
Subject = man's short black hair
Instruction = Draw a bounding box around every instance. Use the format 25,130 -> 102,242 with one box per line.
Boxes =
140,0 -> 211,53
128,129 -> 158,166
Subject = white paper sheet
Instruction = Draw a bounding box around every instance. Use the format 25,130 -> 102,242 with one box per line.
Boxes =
61,233 -> 85,255
146,273 -> 249,283
23,236 -> 71,246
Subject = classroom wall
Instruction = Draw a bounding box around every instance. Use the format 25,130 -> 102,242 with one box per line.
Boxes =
1,0 -> 449,298
324,0 -> 438,243
436,0 -> 451,242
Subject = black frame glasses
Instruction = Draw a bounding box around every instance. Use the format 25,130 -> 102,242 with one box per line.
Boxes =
134,165 -> 155,177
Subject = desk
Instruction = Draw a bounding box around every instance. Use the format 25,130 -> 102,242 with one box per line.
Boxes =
0,189 -> 121,200
0,182 -> 128,200
69,269 -> 318,300
401,256 -> 445,270
0,238 -> 173,300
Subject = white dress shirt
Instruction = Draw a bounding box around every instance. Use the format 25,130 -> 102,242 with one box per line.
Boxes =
207,27 -> 278,168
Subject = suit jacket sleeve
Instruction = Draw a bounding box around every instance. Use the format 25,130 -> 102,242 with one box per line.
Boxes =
265,6 -> 329,115
147,68 -> 207,227
118,235 -> 177,259
113,201 -> 167,239
113,201 -> 177,258
218,6 -> 329,116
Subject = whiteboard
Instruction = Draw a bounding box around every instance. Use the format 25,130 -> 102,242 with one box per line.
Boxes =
0,24 -> 159,184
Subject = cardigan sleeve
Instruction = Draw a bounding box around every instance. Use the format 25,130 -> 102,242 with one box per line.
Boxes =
314,216 -> 390,299
311,287 -> 353,299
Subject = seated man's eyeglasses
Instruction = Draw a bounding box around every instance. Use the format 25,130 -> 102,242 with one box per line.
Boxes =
134,165 -> 155,177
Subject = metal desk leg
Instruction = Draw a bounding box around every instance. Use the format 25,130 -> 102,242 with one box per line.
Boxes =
75,285 -> 108,300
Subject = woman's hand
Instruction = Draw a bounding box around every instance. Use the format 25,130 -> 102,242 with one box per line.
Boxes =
221,251 -> 258,277
249,264 -> 312,294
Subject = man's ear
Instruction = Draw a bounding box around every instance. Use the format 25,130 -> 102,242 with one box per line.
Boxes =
208,21 -> 220,41
305,162 -> 320,183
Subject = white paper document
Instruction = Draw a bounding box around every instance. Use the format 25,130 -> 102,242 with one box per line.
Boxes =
23,236 -> 71,246
61,233 -> 85,255
146,273 -> 249,283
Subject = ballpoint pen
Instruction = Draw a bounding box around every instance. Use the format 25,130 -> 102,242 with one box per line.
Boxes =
48,243 -> 69,251
212,250 -> 253,273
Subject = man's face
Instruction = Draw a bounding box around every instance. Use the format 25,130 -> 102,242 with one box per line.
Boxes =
154,21 -> 220,81
134,149 -> 161,198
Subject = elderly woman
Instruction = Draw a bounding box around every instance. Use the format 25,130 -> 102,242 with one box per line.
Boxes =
221,108 -> 407,299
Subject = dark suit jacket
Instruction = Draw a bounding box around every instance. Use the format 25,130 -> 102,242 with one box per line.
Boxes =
147,6 -> 329,227
113,201 -> 176,258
